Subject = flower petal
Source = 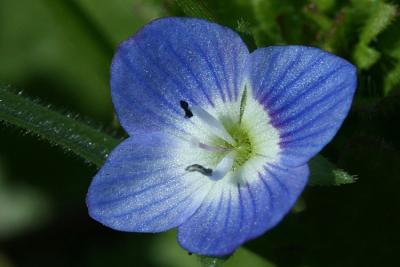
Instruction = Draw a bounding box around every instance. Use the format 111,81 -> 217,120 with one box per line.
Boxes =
86,132 -> 212,232
177,163 -> 309,256
111,17 -> 249,135
248,46 -> 357,167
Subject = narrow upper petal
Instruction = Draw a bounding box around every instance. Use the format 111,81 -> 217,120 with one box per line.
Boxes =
177,163 -> 309,256
86,132 -> 212,232
111,17 -> 249,135
248,46 -> 357,167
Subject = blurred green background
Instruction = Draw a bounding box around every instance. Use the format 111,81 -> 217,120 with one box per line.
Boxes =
1,0 -> 400,266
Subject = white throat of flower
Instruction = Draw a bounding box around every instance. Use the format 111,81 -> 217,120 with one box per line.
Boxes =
178,87 -> 281,185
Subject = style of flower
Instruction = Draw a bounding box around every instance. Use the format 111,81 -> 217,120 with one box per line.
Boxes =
86,17 -> 357,256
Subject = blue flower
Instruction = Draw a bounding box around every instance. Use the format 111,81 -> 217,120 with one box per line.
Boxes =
86,17 -> 357,256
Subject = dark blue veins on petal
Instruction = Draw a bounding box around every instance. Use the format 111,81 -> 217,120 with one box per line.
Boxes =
280,125 -> 337,147
190,40 -> 226,102
176,19 -> 248,103
177,163 -> 309,256
232,44 -> 239,100
163,40 -> 215,107
245,177 -> 274,239
87,132 -> 215,232
265,166 -> 291,196
133,29 -> 200,105
106,178 -> 204,219
212,32 -> 231,101
277,92 -> 349,139
253,49 -> 282,100
259,51 -> 327,107
137,181 -> 210,228
249,164 -> 307,234
207,187 -> 246,252
90,173 -> 187,216
89,172 -> 208,232
273,78 -> 350,129
120,46 -> 184,116
267,60 -> 346,118
90,171 -> 188,209
259,50 -> 304,105
278,89 -> 353,147
238,183 -> 257,238
111,18 -> 250,134
112,50 -> 190,134
197,188 -> 226,248
261,53 -> 327,103
91,163 -> 182,190
248,46 -> 356,166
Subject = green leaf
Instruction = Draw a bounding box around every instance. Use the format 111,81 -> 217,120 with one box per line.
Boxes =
250,0 -> 287,45
308,155 -> 356,186
0,86 -> 120,167
0,0 -> 111,118
0,161 -> 50,239
353,1 -> 397,69
151,230 -> 275,267
0,0 -> 158,119
197,248 -> 276,267
384,63 -> 400,96
313,0 -> 336,13
198,255 -> 227,267
73,0 -> 163,45
383,38 -> 400,95
175,0 -> 216,21
250,0 -> 314,46
174,0 -> 257,50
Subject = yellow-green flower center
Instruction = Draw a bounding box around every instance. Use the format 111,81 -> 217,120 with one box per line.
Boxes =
213,123 -> 253,171
229,125 -> 253,171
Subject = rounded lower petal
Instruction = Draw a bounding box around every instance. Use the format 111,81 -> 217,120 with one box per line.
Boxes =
111,17 -> 249,135
248,46 -> 357,167
86,132 -> 212,232
177,163 -> 309,256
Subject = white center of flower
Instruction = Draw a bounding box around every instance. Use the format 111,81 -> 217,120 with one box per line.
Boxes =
178,87 -> 281,185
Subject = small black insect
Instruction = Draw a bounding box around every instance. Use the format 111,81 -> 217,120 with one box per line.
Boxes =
180,100 -> 193,118
185,164 -> 213,176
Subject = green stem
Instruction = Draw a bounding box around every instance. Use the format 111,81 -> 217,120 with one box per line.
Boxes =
0,86 -> 120,167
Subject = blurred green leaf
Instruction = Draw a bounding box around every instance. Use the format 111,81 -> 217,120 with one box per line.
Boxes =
250,0 -> 287,45
0,253 -> 13,267
0,184 -> 50,240
0,0 -> 112,118
175,0 -> 257,50
383,39 -> 400,95
0,86 -> 120,166
313,0 -> 335,12
75,0 -> 163,45
175,0 -> 216,21
198,256 -> 227,267
384,63 -> 400,96
353,1 -> 397,69
150,231 -> 275,267
308,155 -> 356,186
0,160 -> 50,240
250,0 -> 313,46
0,0 -> 160,119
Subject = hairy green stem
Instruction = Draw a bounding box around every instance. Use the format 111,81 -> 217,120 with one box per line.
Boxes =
0,86 -> 120,167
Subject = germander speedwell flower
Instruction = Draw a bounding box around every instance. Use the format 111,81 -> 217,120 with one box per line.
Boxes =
87,17 -> 357,256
